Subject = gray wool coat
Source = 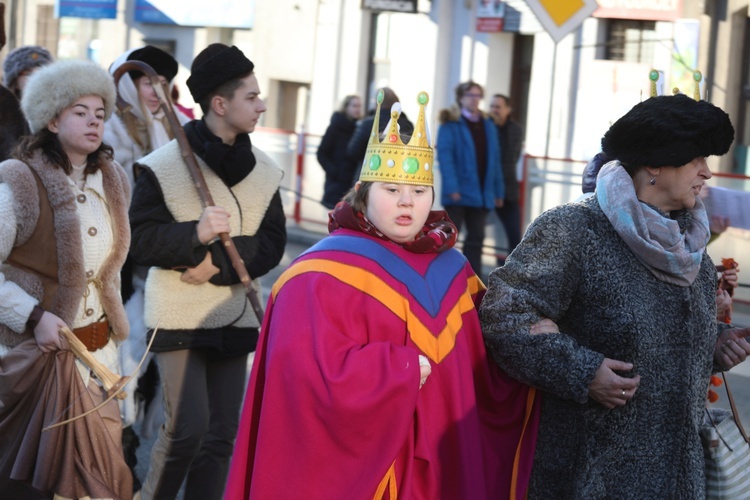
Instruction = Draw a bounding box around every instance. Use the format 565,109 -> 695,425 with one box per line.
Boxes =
480,195 -> 728,499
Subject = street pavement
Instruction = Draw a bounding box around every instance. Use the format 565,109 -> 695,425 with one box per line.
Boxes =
132,222 -> 750,496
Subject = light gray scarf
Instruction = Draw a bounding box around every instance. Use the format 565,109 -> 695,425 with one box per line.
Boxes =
596,161 -> 710,287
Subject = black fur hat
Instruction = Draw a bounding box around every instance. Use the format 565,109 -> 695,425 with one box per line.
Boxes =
186,44 -> 254,103
127,45 -> 178,83
602,94 -> 734,168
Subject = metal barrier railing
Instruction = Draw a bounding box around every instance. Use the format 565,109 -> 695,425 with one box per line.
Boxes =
251,128 -> 750,307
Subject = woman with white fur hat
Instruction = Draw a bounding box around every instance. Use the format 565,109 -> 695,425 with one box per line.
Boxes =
0,59 -> 132,499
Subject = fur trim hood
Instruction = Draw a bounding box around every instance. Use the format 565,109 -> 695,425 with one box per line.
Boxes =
21,60 -> 116,133
438,105 -> 491,124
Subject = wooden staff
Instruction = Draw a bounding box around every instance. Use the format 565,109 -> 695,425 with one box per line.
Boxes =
112,61 -> 265,324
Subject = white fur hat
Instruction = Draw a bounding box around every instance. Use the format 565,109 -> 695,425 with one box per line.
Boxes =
21,59 -> 116,133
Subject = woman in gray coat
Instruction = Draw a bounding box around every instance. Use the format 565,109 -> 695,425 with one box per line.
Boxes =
480,93 -> 750,498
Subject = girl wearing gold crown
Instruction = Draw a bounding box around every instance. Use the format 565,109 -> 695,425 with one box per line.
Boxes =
226,90 -> 545,499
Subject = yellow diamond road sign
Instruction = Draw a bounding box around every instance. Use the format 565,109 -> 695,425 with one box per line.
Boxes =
525,0 -> 599,43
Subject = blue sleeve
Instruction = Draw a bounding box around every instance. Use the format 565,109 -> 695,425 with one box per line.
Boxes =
436,123 -> 459,198
488,120 -> 505,200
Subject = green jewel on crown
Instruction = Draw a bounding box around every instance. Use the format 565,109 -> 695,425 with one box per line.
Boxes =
402,157 -> 419,174
369,154 -> 382,170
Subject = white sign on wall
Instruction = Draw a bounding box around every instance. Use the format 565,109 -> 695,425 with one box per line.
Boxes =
136,0 -> 255,28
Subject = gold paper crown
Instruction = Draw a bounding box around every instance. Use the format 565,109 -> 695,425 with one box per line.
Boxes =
359,89 -> 433,186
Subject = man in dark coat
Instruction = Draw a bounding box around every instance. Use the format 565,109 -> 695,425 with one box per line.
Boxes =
317,95 -> 361,209
489,94 -> 523,265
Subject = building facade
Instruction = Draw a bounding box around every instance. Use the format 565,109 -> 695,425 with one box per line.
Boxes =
2,0 -> 747,171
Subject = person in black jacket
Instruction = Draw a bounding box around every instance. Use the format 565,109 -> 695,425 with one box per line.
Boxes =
489,94 -> 524,266
129,44 -> 286,499
317,94 -> 362,209
0,46 -> 54,161
347,87 -> 413,173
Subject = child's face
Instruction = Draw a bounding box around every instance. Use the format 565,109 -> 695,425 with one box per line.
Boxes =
364,182 -> 433,243
48,94 -> 105,166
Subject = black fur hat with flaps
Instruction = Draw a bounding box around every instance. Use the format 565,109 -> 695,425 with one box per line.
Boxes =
602,94 -> 734,169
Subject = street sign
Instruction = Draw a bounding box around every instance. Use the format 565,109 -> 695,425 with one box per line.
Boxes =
135,0 -> 254,28
523,0 -> 599,43
56,0 -> 117,19
361,0 -> 417,13
477,1 -> 505,33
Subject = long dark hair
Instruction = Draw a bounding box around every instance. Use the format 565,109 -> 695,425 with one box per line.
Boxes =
13,128 -> 114,175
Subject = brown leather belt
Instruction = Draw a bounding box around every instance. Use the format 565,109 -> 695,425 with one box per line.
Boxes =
72,319 -> 110,352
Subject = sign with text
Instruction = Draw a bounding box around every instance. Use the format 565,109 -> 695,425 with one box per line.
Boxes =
593,0 -> 682,22
477,1 -> 505,33
523,0 -> 599,43
135,0 -> 255,28
56,0 -> 117,19
361,0 -> 417,13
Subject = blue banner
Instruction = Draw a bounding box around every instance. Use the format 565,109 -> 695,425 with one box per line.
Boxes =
56,0 -> 118,19
135,0 -> 254,28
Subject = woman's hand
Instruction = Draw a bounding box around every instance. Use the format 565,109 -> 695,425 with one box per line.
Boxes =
716,289 -> 732,320
530,318 -> 559,335
588,358 -> 641,409
714,327 -> 750,370
718,266 -> 739,290
418,354 -> 431,389
180,252 -> 220,285
33,312 -> 67,353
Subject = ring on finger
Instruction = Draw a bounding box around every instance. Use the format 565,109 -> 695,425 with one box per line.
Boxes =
621,389 -> 626,397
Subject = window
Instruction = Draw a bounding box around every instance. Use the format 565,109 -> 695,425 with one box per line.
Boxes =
36,5 -> 59,58
604,19 -> 657,63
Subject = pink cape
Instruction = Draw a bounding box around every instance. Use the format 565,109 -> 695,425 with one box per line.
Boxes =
225,231 -> 539,499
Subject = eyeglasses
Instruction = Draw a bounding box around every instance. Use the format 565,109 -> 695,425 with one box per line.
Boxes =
463,93 -> 483,98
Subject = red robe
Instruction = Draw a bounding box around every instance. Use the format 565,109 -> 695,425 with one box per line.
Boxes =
225,229 -> 539,499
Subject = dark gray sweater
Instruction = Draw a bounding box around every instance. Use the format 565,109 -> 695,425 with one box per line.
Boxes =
480,195 -> 727,499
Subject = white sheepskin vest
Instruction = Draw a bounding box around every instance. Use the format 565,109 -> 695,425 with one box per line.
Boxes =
142,141 -> 282,330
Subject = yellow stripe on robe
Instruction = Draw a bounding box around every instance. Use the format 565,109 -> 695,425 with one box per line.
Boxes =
272,259 -> 482,364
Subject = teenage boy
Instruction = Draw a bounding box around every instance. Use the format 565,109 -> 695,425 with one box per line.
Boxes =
129,44 -> 286,499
